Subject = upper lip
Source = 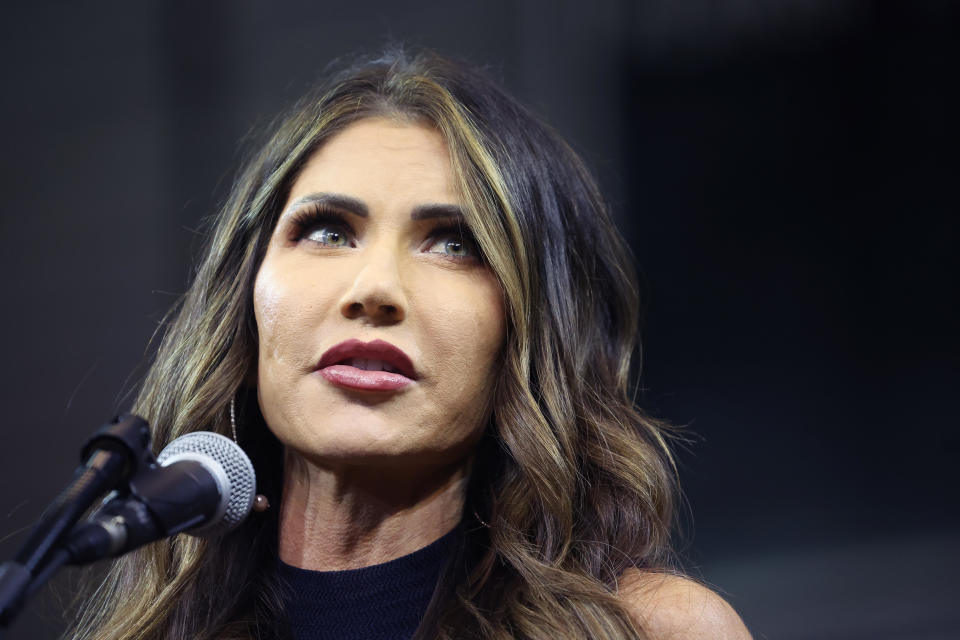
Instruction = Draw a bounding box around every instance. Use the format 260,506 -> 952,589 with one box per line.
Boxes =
316,339 -> 418,380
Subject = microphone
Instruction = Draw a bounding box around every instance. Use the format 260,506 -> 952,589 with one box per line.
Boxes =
0,415 -> 153,625
65,432 -> 256,564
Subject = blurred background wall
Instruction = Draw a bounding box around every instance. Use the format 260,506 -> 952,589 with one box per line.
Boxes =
1,1 -> 956,638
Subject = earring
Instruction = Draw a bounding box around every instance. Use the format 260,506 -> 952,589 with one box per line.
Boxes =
472,507 -> 491,529
230,395 -> 270,513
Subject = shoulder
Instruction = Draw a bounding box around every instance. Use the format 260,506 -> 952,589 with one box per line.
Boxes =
617,569 -> 752,640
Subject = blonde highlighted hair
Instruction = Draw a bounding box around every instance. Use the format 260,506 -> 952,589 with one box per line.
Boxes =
70,49 -> 678,640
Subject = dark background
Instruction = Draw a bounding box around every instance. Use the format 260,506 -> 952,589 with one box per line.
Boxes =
1,2 -> 957,639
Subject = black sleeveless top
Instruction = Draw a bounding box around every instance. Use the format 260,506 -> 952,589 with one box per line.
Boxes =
277,527 -> 458,640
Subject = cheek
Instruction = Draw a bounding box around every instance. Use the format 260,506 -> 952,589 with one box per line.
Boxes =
470,276 -> 507,357
419,272 -> 505,385
252,257 -> 332,367
253,263 -> 297,364
253,268 -> 284,349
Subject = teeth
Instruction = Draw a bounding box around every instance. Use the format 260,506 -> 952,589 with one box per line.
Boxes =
344,358 -> 399,374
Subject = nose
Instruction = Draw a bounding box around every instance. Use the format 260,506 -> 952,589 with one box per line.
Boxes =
338,244 -> 407,325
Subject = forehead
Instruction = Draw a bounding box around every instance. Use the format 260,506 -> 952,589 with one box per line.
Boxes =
286,117 -> 458,210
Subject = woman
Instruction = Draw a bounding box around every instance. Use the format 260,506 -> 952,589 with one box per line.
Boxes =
71,50 -> 750,639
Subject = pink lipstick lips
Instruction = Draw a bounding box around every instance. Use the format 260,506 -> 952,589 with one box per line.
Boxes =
316,338 -> 417,392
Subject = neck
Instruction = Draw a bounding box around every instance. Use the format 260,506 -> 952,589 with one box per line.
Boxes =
277,449 -> 467,571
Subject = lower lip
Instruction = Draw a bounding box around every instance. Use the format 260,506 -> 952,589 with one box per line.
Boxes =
318,365 -> 414,391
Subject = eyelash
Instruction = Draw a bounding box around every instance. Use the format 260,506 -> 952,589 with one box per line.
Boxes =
426,225 -> 481,262
289,205 -> 355,247
288,204 -> 482,262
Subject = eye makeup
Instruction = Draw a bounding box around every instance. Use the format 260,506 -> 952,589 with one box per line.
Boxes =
423,223 -> 482,262
288,204 -> 357,247
282,201 -> 484,263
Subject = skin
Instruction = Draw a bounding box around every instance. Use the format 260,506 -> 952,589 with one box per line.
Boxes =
252,116 -> 752,639
254,117 -> 505,571
620,571 -> 753,639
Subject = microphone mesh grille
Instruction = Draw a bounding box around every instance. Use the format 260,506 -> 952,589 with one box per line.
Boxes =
157,431 -> 256,534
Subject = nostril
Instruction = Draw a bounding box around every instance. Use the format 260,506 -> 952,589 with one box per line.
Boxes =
340,298 -> 404,322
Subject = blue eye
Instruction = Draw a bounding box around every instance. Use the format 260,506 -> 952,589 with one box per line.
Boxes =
289,204 -> 355,247
306,225 -> 350,247
426,232 -> 477,259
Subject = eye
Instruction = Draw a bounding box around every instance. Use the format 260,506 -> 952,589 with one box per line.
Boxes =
305,224 -> 351,247
424,230 -> 479,261
289,205 -> 356,248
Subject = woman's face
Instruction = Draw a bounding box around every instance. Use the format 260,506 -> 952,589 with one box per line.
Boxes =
253,118 -> 505,471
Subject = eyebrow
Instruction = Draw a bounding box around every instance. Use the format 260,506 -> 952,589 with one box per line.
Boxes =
410,203 -> 465,221
285,193 -> 369,217
286,193 -> 464,222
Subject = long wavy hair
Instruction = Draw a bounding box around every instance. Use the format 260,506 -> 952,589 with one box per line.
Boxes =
69,49 -> 678,640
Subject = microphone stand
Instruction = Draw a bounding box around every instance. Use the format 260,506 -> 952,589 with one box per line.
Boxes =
0,414 -> 154,628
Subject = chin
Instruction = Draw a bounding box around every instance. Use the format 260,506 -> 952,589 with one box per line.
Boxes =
281,415 -> 420,466
294,424 -> 478,474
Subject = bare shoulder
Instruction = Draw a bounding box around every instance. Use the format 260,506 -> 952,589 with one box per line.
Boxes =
618,569 -> 752,640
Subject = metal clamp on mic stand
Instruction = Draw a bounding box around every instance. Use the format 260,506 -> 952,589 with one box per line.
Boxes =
0,414 -> 154,628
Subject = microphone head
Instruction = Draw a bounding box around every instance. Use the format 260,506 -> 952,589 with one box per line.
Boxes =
156,431 -> 256,536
